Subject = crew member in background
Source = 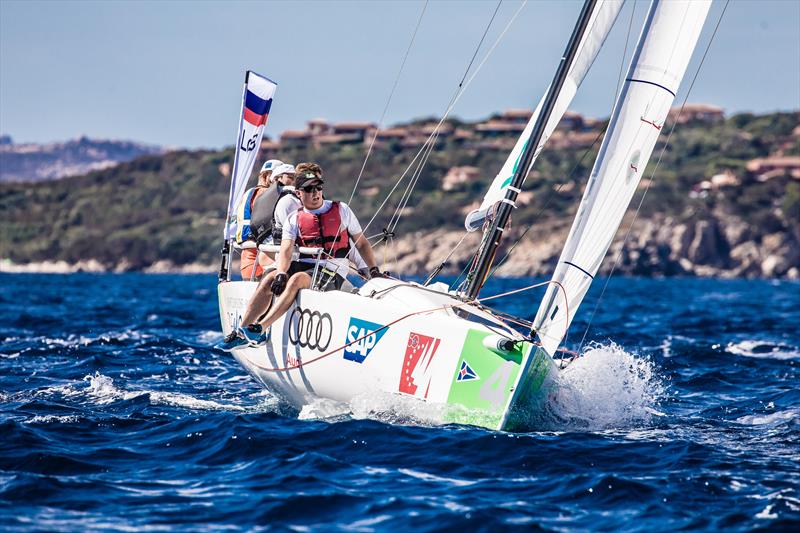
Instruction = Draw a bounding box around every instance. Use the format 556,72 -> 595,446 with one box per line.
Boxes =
235,160 -> 296,279
220,163 -> 384,349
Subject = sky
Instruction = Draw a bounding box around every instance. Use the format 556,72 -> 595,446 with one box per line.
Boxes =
1,0 -> 798,149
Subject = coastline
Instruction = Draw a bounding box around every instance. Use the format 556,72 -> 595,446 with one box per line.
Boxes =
0,259 -> 217,275
3,213 -> 798,279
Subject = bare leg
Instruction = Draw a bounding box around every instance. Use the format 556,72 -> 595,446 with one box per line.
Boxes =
257,272 -> 311,330
241,270 -> 278,325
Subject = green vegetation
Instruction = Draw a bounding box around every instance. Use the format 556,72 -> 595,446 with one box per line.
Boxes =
1,111 -> 797,269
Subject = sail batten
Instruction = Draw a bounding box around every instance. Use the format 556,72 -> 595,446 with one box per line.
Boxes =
533,0 -> 712,356
464,0 -> 625,232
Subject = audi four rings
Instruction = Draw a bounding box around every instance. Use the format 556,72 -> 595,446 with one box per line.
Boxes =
288,308 -> 333,351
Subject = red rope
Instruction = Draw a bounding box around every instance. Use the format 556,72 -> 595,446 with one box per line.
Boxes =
240,280 -> 570,373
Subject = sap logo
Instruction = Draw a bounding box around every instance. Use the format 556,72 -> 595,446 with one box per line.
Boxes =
343,317 -> 387,363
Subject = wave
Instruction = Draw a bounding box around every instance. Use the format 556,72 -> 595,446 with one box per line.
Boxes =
33,372 -> 279,414
736,408 -> 799,427
726,340 -> 800,361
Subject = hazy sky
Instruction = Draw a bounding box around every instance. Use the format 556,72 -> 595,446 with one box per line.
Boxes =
1,0 -> 798,149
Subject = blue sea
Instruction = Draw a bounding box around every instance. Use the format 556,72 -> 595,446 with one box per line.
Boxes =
1,273 -> 798,531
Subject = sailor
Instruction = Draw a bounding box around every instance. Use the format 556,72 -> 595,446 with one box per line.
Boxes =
236,160 -> 296,279
220,163 -> 385,349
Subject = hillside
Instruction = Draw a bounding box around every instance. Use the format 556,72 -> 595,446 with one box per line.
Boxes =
0,136 -> 164,183
1,110 -> 798,278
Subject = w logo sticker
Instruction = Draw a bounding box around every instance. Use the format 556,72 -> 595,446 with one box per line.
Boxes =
343,317 -> 387,363
456,360 -> 479,382
399,332 -> 440,398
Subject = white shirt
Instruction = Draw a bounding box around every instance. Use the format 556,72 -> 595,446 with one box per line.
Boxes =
273,193 -> 301,229
283,200 -> 363,276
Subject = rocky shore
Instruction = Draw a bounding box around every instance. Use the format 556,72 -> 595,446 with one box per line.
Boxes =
386,213 -> 799,280
3,212 -> 797,279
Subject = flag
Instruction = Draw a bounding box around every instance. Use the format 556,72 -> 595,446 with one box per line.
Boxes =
224,71 -> 277,239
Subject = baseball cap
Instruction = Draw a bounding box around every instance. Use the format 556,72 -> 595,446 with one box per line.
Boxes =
271,163 -> 295,181
260,159 -> 284,173
294,170 -> 325,190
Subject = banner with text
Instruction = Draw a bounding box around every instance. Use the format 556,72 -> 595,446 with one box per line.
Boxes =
224,71 -> 277,239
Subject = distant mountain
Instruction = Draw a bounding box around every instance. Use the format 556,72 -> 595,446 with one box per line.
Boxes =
0,136 -> 165,183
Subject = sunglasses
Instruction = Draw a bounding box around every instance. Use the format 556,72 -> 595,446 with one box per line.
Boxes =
300,184 -> 324,193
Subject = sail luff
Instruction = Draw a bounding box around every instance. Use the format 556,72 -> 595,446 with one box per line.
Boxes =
464,0 -> 625,232
533,0 -> 712,356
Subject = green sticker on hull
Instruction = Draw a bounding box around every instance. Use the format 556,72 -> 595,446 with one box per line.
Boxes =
444,330 -> 529,428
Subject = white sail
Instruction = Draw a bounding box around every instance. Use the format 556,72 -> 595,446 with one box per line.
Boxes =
533,0 -> 712,356
464,0 -> 624,232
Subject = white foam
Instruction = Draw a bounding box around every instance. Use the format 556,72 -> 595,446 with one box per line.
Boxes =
297,397 -> 351,421
26,415 -> 80,424
549,342 -> 665,429
297,388 -> 446,427
736,408 -> 799,426
31,372 -> 278,413
39,330 -> 154,349
398,468 -> 479,487
755,504 -> 778,520
727,340 -> 800,361
196,330 -> 222,343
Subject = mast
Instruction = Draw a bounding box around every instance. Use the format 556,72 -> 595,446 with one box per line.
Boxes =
464,0 -> 598,300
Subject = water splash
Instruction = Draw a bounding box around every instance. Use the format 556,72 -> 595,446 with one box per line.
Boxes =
298,388 -> 447,427
549,343 -> 665,429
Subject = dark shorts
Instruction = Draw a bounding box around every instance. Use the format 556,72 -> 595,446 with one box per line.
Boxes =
287,261 -> 345,292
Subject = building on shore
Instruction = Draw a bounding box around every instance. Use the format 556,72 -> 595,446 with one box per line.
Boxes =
668,103 -> 724,125
746,156 -> 800,181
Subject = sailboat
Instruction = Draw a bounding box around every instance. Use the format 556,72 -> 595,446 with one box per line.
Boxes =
216,0 -> 712,431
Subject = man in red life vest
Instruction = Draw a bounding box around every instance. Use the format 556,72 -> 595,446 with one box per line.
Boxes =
219,163 -> 384,349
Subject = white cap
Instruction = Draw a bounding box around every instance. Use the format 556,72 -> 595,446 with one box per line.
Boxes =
260,159 -> 284,173
271,163 -> 296,181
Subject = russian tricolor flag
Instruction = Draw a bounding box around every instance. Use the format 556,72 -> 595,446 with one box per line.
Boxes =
241,72 -> 276,126
243,89 -> 272,126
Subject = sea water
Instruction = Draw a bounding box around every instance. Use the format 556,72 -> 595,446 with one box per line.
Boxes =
1,274 -> 798,530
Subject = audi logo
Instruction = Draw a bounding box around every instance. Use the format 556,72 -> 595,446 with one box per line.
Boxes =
288,308 -> 333,351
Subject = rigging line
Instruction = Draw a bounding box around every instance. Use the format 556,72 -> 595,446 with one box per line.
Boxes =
577,0 -> 730,352
386,133 -> 435,230
382,0 -> 503,234
361,0 -> 527,239
392,0 -> 503,228
486,0 -> 637,280
423,231 -> 469,285
459,0 -> 504,88
614,0 -> 637,100
348,0 -> 429,207
388,129 -> 439,232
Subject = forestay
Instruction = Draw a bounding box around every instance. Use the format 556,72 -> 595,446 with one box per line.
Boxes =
224,71 -> 277,240
533,0 -> 712,356
464,0 -> 624,232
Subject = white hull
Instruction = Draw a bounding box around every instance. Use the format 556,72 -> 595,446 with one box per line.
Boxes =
218,278 -> 556,430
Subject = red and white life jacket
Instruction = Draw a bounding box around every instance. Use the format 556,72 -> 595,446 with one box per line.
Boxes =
295,202 -> 351,258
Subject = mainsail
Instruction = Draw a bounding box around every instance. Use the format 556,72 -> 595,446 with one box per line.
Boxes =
464,0 -> 624,232
224,71 -> 277,240
533,0 -> 712,356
